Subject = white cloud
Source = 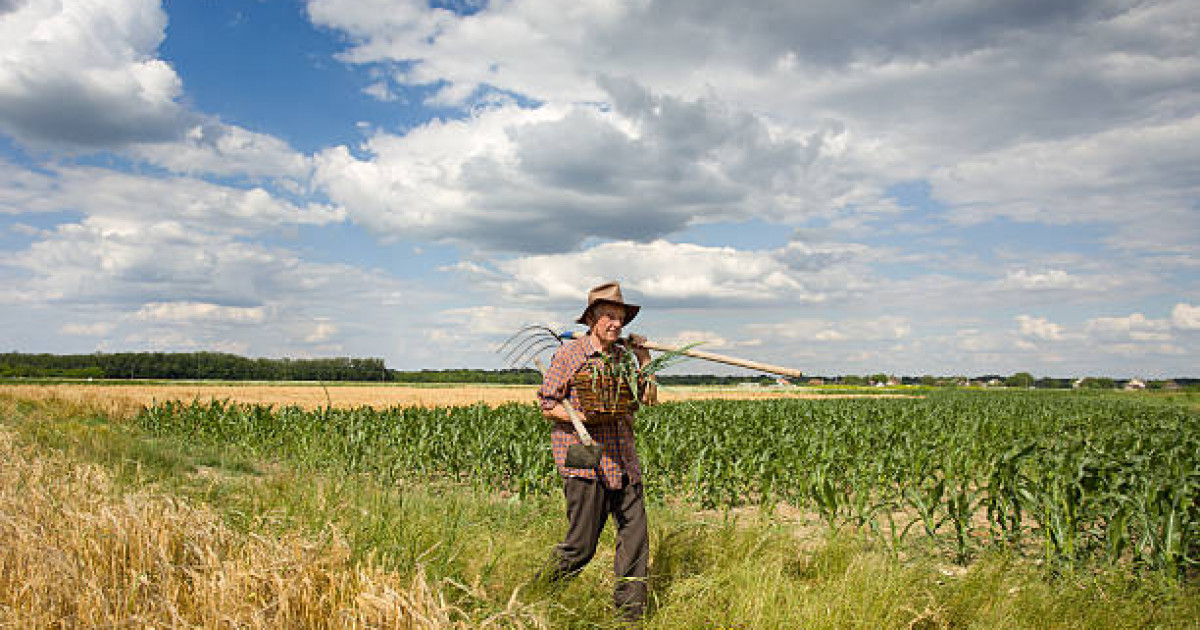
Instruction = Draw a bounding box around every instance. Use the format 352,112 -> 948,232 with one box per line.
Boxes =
8,222 -> 41,236
439,305 -> 564,338
302,0 -> 1200,280
120,328 -> 250,355
132,302 -> 267,324
0,159 -> 59,215
749,316 -> 911,343
3,166 -> 344,233
1093,342 -> 1186,357
308,1 -> 1175,126
662,330 -> 732,350
1001,269 -> 1087,291
307,0 -> 616,106
362,79 -> 401,102
454,239 -> 872,307
1,0 -> 1196,380
60,321 -> 115,336
312,81 -> 870,253
0,0 -> 187,146
931,116 -> 1200,254
130,122 -> 312,180
1084,313 -> 1172,342
304,319 -> 338,343
1171,303 -> 1200,330
2,211 -> 414,359
1016,315 -> 1066,341
952,328 -> 1010,353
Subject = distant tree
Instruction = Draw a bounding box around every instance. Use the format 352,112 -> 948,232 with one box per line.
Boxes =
1006,372 -> 1035,388
1078,377 -> 1117,390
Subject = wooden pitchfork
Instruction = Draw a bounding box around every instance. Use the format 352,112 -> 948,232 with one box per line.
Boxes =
498,326 -> 804,380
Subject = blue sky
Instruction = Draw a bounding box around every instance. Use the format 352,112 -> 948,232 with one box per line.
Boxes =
1,0 -> 1197,378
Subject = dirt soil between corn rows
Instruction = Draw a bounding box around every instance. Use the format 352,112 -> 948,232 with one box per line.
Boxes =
0,382 -> 918,411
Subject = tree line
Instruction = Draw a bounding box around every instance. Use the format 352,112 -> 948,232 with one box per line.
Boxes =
0,352 -> 388,382
0,352 -> 780,385
2,352 -> 1191,388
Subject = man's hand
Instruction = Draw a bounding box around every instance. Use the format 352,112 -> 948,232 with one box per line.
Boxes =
542,402 -> 572,424
627,334 -> 652,366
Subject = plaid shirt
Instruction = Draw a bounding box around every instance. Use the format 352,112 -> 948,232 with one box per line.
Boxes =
537,335 -> 643,489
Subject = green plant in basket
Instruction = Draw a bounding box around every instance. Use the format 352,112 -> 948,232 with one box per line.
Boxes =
583,339 -> 701,412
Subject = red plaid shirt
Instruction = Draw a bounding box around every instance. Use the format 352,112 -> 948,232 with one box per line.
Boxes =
537,335 -> 643,489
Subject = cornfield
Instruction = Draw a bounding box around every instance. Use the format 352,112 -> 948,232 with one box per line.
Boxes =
138,391 -> 1198,574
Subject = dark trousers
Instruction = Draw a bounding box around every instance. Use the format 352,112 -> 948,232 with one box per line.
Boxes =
540,476 -> 649,618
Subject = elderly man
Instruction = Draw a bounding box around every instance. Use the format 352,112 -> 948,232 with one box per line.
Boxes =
535,281 -> 656,621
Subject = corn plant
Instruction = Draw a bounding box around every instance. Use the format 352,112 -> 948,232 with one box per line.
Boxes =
136,390 -> 1198,574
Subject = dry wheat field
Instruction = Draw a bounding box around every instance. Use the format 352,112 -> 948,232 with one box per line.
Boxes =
0,381 -> 913,411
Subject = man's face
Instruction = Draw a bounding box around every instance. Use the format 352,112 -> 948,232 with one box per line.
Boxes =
590,303 -> 626,345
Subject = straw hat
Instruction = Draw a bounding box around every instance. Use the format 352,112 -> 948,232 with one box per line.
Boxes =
576,281 -> 641,325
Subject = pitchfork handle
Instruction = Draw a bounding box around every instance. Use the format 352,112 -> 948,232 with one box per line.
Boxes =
533,359 -> 596,446
636,340 -> 805,380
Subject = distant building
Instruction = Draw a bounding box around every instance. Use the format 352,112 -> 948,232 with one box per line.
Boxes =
807,378 -> 825,386
1124,379 -> 1146,390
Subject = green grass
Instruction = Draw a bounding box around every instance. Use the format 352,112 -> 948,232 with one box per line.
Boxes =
3,392 -> 1198,628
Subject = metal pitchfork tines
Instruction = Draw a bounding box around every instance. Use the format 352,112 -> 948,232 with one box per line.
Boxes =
498,325 -> 601,469
497,325 -> 567,370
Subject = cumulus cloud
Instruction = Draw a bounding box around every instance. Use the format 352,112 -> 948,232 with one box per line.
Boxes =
451,238 -> 872,307
1001,269 -> 1086,291
662,330 -> 734,350
306,0 -> 1200,265
132,301 -> 267,324
308,0 -> 1200,159
130,122 -> 312,180
1084,313 -> 1172,342
307,0 -> 1126,113
119,328 -> 250,355
2,0 -> 1196,378
60,321 -> 115,336
1171,303 -> 1200,330
1,208 -> 411,358
1016,315 -> 1066,341
0,164 -> 374,323
438,305 -> 564,338
304,319 -> 338,343
932,116 -> 1200,253
749,316 -> 911,343
0,0 -> 188,146
313,81 -> 860,253
4,166 -> 343,233
951,328 -> 1014,353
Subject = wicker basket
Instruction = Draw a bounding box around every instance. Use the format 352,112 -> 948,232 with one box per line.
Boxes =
573,365 -> 643,417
